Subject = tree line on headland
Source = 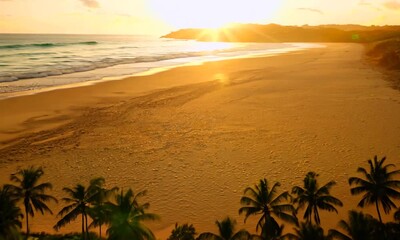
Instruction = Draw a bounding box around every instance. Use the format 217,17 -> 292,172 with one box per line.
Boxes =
1,155 -> 400,240
163,24 -> 400,72
162,24 -> 400,43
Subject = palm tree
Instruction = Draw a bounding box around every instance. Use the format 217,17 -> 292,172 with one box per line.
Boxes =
239,179 -> 297,240
88,183 -> 118,239
88,204 -> 109,239
286,222 -> 330,240
54,184 -> 88,239
168,223 -> 197,240
0,185 -> 23,240
348,156 -> 400,223
6,166 -> 57,238
328,210 -> 376,240
54,177 -> 105,240
292,172 -> 343,225
106,189 -> 159,240
197,217 -> 254,240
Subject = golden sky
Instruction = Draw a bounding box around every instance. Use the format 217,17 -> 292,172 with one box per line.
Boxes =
0,0 -> 399,34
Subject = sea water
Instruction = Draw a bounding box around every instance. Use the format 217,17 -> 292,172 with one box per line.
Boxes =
0,34 -> 321,94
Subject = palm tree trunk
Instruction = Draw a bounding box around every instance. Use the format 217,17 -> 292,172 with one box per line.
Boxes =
85,213 -> 89,240
25,207 -> 29,239
82,213 -> 85,240
263,215 -> 268,240
376,201 -> 382,223
99,224 -> 102,239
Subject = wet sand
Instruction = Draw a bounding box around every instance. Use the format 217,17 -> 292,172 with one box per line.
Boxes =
1,43 -> 400,238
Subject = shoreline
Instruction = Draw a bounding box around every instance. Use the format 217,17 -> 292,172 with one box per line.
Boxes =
1,43 -> 400,238
0,42 -> 321,99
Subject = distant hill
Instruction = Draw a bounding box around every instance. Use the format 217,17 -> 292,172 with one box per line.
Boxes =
162,24 -> 400,43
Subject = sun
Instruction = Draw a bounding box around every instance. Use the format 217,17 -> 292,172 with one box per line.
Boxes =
148,0 -> 282,29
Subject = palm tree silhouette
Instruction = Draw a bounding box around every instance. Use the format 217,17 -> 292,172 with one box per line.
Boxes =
239,178 -> 297,240
0,185 -> 23,239
54,177 -> 105,240
106,189 -> 159,240
168,223 -> 197,240
286,222 -> 330,240
88,183 -> 118,239
292,172 -> 343,225
348,156 -> 400,223
197,217 -> 256,240
88,203 -> 110,239
328,210 -> 375,240
6,166 -> 57,239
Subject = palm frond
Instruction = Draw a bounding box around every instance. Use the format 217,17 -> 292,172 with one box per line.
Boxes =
328,229 -> 351,240
231,230 -> 251,240
54,207 -> 81,230
197,232 -> 221,240
316,181 -> 336,195
273,211 -> 297,224
316,202 -> 339,213
350,186 -> 370,195
270,191 -> 289,206
318,195 -> 343,207
32,182 -> 53,192
30,198 -> 54,215
337,219 -> 350,234
271,203 -> 295,214
267,182 -> 281,202
238,206 -> 260,221
240,196 -> 261,207
356,167 -> 374,182
357,193 -> 373,208
348,177 -> 373,187
243,187 -> 260,201
291,186 -> 305,195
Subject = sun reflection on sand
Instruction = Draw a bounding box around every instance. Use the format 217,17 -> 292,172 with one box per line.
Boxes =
214,73 -> 229,84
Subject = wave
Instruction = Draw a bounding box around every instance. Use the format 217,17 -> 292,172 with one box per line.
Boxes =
0,52 -> 202,83
0,46 -> 294,83
0,41 -> 98,50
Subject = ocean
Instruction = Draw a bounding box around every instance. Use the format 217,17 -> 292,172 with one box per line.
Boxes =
0,34 -> 321,95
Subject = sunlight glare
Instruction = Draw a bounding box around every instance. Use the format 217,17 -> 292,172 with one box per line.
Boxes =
148,0 -> 282,29
191,40 -> 234,52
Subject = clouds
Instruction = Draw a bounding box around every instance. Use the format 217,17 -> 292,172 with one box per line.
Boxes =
297,8 -> 324,15
384,1 -> 400,10
79,0 -> 99,8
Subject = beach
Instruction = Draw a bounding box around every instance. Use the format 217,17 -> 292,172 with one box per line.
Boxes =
1,43 -> 400,238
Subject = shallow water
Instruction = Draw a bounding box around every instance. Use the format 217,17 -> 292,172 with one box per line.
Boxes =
0,34 -> 321,94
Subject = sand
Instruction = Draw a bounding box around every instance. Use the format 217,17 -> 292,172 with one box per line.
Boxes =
1,43 -> 400,238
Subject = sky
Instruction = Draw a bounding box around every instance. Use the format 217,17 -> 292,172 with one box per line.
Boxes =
0,0 -> 399,35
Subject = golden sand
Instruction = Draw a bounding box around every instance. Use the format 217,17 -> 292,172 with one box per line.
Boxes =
1,43 -> 400,238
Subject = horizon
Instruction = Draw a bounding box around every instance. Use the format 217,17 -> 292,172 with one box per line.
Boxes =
0,22 -> 399,36
1,0 -> 400,35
